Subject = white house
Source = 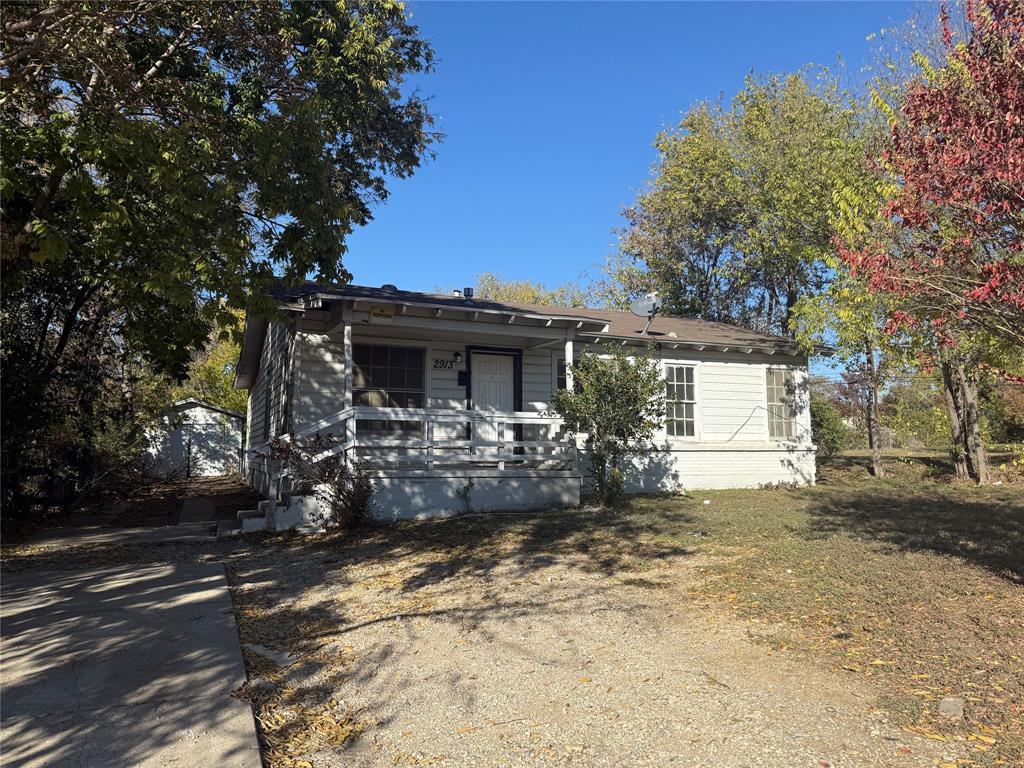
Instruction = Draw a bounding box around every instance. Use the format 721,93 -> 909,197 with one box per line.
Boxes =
233,283 -> 820,524
146,398 -> 244,478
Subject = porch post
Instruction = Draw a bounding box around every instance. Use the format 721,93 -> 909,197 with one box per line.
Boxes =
342,304 -> 354,449
564,335 -> 574,392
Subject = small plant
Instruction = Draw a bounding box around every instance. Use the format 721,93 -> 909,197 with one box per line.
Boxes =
269,434 -> 376,530
758,480 -> 800,491
605,467 -> 626,505
552,344 -> 664,506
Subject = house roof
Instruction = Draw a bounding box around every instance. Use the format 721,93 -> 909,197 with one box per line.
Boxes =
235,282 -> 819,389
271,282 -> 804,351
165,398 -> 244,420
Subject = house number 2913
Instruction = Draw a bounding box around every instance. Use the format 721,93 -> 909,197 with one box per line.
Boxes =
432,359 -> 456,369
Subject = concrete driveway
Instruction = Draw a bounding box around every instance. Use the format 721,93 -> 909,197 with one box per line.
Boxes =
0,563 -> 261,768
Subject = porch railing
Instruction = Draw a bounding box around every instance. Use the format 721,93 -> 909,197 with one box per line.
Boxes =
290,405 -> 576,475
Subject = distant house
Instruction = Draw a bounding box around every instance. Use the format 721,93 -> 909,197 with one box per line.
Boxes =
233,283 -> 820,525
146,399 -> 244,478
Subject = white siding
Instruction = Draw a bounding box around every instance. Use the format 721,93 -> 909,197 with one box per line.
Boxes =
697,361 -> 769,442
523,349 -> 554,412
244,320 -> 293,451
146,405 -> 243,478
293,332 -> 345,428
242,321 -> 293,496
427,340 -> 465,410
610,445 -> 817,492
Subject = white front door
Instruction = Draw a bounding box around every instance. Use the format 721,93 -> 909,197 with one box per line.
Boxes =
471,353 -> 515,448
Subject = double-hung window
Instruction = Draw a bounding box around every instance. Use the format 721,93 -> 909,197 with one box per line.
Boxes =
665,364 -> 696,438
766,368 -> 796,440
353,345 -> 425,433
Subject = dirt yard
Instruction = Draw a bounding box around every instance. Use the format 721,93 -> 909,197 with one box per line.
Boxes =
229,524 -> 954,768
4,457 -> 1021,768
224,454 -> 1022,768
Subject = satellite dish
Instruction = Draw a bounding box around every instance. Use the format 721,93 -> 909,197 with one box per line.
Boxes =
629,293 -> 663,334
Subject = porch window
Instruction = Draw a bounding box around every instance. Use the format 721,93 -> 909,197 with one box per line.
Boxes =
353,345 -> 425,433
766,368 -> 796,440
665,364 -> 696,437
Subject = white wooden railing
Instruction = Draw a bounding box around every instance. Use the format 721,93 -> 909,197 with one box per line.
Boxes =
291,406 -> 576,475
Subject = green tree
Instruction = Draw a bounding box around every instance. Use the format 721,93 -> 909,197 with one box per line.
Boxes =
880,375 -> 952,449
551,346 -> 664,505
605,71 -> 860,336
1,1 -> 436,520
171,333 -> 248,414
470,272 -> 591,307
791,119 -> 903,478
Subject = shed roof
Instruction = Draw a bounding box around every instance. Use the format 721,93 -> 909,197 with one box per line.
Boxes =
165,398 -> 244,420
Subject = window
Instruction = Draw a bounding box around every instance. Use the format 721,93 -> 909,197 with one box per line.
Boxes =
353,345 -> 425,433
665,364 -> 696,437
766,368 -> 796,440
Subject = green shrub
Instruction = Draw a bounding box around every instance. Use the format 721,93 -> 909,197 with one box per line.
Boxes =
552,345 -> 664,506
810,394 -> 853,457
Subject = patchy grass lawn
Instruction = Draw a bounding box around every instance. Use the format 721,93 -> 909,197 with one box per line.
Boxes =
622,455 -> 1024,766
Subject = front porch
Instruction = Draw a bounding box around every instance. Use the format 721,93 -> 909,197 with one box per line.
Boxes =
239,290 -> 609,523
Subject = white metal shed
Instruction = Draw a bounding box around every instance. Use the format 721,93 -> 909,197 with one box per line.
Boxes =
146,399 -> 244,478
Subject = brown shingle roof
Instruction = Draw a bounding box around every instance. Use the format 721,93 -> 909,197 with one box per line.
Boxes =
271,282 -> 803,353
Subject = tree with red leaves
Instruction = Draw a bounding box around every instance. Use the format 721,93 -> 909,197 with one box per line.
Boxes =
842,0 -> 1024,484
849,0 -> 1024,345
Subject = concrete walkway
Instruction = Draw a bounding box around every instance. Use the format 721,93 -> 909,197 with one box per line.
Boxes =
0,563 -> 262,768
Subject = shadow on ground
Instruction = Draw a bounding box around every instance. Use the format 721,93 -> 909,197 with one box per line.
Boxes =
232,503 -> 698,644
805,482 -> 1024,584
0,564 -> 259,768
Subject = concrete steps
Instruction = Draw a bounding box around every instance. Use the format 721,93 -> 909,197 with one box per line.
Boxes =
237,509 -> 267,533
216,494 -> 326,538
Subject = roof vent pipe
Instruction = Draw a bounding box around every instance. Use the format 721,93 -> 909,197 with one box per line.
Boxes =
463,287 -> 474,299
452,288 -> 463,297
380,283 -> 398,294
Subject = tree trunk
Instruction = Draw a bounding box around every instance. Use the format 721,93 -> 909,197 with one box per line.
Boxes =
957,364 -> 989,484
864,340 -> 884,478
783,284 -> 800,338
940,360 -> 989,483
940,362 -> 970,480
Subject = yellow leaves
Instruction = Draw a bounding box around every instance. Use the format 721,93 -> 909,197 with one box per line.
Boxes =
455,725 -> 476,735
902,724 -> 946,741
578,676 -> 593,684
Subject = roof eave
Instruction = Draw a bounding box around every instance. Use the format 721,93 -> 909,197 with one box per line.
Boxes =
168,398 -> 244,419
233,315 -> 268,390
294,293 -> 609,331
577,332 -> 803,356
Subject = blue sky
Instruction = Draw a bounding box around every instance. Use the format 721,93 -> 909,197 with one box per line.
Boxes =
343,1 -> 924,297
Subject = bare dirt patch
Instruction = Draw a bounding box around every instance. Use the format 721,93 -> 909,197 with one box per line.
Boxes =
228,511 -> 962,768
